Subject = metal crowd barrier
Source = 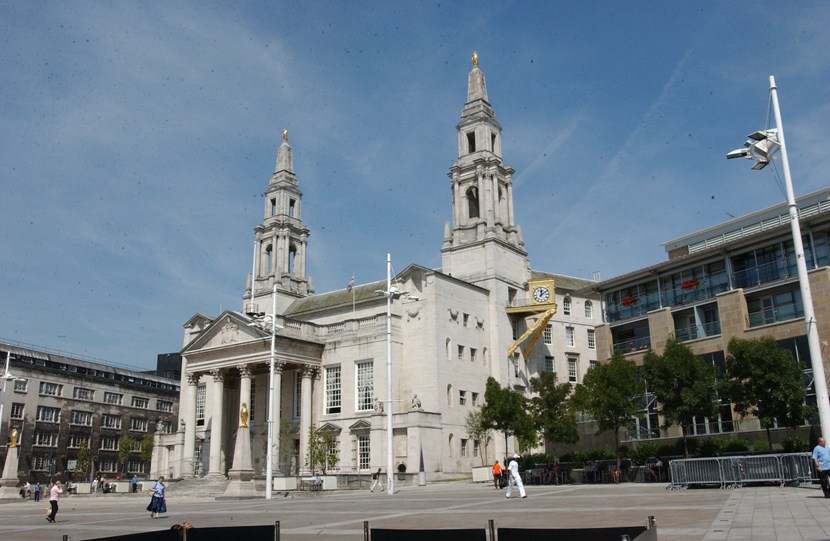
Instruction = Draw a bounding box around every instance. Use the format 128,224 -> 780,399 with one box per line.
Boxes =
668,452 -> 816,490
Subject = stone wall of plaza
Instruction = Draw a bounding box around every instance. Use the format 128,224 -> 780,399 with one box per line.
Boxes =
0,343 -> 180,484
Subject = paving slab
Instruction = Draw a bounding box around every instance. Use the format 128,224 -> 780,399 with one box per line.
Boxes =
0,482 -> 827,541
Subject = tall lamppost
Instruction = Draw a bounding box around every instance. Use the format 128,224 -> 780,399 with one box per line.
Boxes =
727,75 -> 830,437
248,283 -> 283,500
0,351 -> 26,444
377,253 -> 417,495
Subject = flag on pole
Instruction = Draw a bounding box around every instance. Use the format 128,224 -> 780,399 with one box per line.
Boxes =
346,275 -> 355,292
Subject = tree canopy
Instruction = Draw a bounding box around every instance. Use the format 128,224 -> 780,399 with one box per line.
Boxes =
529,371 -> 578,455
720,336 -> 808,449
643,339 -> 719,456
480,376 -> 537,453
572,351 -> 642,454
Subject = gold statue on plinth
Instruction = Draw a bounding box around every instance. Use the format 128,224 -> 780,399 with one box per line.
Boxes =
472,51 -> 478,68
10,427 -> 18,448
282,129 -> 288,143
240,403 -> 249,428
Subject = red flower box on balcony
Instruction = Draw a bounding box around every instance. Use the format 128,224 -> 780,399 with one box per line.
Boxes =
681,280 -> 699,290
621,297 -> 638,306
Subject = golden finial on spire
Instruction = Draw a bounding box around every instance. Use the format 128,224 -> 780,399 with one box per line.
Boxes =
472,51 -> 479,68
282,129 -> 288,143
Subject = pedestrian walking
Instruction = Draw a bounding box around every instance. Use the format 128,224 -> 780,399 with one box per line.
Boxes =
45,480 -> 63,523
505,454 -> 526,499
369,468 -> 384,492
131,474 -> 139,493
492,460 -> 503,489
146,475 -> 167,518
33,481 -> 42,502
813,437 -> 830,498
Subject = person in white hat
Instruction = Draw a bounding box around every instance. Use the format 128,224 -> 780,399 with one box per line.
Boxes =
505,454 -> 526,499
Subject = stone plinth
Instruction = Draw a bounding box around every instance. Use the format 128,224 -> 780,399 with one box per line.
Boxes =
222,426 -> 257,498
0,446 -> 21,499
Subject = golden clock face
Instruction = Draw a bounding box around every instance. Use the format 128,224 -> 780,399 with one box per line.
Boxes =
533,286 -> 550,303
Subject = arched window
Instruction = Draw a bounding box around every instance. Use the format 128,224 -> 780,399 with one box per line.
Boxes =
466,187 -> 480,219
563,296 -> 572,316
447,384 -> 453,407
448,433 -> 455,457
584,300 -> 593,319
265,244 -> 274,273
288,244 -> 297,274
446,338 -> 452,362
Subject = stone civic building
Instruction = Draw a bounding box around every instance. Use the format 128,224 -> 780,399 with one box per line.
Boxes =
152,55 -> 600,483
0,342 -> 179,483
590,189 -> 830,443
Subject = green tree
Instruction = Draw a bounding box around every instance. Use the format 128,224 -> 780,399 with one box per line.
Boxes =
572,351 -> 642,455
464,409 -> 492,465
529,371 -> 578,456
75,439 -> 92,481
720,336 -> 809,450
307,426 -> 338,474
140,434 -> 155,472
119,436 -> 136,474
643,339 -> 719,456
480,377 -> 537,454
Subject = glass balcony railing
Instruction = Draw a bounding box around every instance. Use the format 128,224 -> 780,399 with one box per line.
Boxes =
612,336 -> 651,354
747,302 -> 803,328
664,281 -> 729,306
674,320 -> 722,342
732,259 -> 796,289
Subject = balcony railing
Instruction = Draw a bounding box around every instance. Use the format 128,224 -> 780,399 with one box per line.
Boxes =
612,336 -> 651,354
674,320 -> 722,342
732,259 -> 796,289
747,302 -> 803,328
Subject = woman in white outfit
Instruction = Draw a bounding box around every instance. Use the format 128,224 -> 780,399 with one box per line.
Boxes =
505,454 -> 527,499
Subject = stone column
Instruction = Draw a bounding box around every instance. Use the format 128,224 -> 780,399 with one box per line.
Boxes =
183,372 -> 199,478
271,361 -> 286,475
298,366 -> 315,475
207,369 -> 225,477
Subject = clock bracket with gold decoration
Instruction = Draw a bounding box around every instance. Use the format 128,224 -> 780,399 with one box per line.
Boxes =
506,279 -> 557,359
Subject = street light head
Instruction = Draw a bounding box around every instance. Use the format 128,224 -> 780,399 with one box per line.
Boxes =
751,160 -> 770,170
727,148 -> 749,160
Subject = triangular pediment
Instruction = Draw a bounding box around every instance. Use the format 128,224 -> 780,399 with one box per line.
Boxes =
183,311 -> 265,353
318,422 -> 342,434
348,419 -> 371,431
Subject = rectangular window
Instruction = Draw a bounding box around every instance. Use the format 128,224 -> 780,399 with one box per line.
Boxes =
10,403 -> 24,419
104,392 -> 123,405
131,396 -> 149,409
68,435 -> 90,449
101,414 -> 122,429
544,356 -> 554,373
33,432 -> 58,447
543,324 -> 552,345
73,387 -> 94,401
356,361 -> 374,412
459,390 -> 467,406
158,420 -> 172,433
294,373 -> 302,419
585,301 -> 594,319
131,439 -> 142,452
473,440 -> 480,458
590,360 -> 599,371
568,357 -> 578,383
128,460 -> 143,473
565,326 -> 575,347
326,366 -> 341,414
36,406 -> 60,423
156,400 -> 173,413
70,410 -> 92,426
196,384 -> 206,425
100,436 -> 119,450
358,435 -> 370,470
457,345 -> 464,361
99,460 -> 117,472
461,438 -> 468,457
32,456 -> 50,471
130,418 -> 148,432
587,329 -> 596,350
14,379 -> 27,392
472,392 -> 479,407
39,382 -> 63,397
470,348 -> 477,363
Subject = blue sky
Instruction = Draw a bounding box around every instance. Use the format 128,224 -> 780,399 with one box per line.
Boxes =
2,1 -> 829,370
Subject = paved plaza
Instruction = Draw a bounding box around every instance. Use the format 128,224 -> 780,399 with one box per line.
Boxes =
1,481 -> 829,541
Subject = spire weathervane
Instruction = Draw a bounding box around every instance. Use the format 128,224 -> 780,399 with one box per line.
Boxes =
472,51 -> 478,68
282,129 -> 288,143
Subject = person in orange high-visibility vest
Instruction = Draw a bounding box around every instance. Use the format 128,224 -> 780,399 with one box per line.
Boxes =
492,460 -> 503,489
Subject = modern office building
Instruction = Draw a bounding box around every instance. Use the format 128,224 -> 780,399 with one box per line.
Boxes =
0,341 -> 180,483
153,54 -> 600,483
590,189 -> 830,442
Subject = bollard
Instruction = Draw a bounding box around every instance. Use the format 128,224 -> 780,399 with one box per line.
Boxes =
274,520 -> 280,541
